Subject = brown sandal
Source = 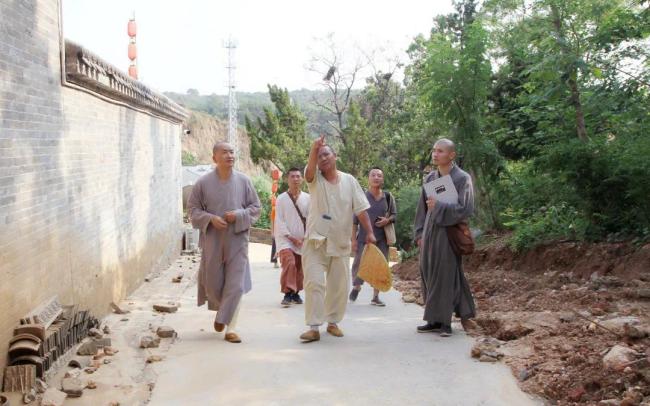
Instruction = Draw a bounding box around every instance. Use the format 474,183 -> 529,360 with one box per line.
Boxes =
214,322 -> 225,332
224,332 -> 241,343
326,325 -> 344,337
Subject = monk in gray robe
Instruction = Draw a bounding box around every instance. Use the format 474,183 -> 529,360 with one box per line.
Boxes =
188,142 -> 261,343
413,138 -> 476,337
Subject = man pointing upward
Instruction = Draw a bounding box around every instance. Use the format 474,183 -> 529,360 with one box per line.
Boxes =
300,135 -> 377,343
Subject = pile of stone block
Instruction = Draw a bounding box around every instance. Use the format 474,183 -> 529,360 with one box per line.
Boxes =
3,296 -> 97,392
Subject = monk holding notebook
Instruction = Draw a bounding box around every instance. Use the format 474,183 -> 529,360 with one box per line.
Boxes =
413,138 -> 477,337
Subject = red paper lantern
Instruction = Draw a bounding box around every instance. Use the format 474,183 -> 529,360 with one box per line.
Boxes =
271,182 -> 278,193
128,43 -> 137,61
128,19 -> 137,37
128,64 -> 138,79
271,169 -> 281,181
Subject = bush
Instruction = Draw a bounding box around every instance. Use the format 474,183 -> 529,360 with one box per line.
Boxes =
394,183 -> 422,250
492,134 -> 650,251
181,151 -> 199,166
503,203 -> 589,252
252,175 -> 272,230
541,137 -> 650,239
493,159 -> 588,251
400,246 -> 420,262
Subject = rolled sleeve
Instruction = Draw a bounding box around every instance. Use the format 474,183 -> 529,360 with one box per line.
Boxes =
351,177 -> 370,215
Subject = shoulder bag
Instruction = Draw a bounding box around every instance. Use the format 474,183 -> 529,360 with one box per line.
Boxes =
446,222 -> 474,256
383,192 -> 397,246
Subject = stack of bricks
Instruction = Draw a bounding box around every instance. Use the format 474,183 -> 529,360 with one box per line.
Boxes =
32,306 -> 95,375
3,297 -> 96,391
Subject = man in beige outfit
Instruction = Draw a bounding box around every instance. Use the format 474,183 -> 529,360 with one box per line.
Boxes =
300,135 -> 376,342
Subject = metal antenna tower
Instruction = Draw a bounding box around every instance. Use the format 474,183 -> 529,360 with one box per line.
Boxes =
224,37 -> 238,166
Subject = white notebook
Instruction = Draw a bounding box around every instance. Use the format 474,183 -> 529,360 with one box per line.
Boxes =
424,175 -> 458,204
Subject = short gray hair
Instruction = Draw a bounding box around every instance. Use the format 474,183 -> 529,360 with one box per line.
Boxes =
320,144 -> 336,155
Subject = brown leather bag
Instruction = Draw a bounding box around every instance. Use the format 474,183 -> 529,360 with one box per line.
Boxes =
446,222 -> 474,256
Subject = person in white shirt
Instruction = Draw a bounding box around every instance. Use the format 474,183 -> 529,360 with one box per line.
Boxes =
274,168 -> 310,307
300,135 -> 376,343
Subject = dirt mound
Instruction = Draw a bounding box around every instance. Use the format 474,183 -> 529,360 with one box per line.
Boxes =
465,237 -> 650,280
391,237 -> 650,405
183,111 -> 265,176
393,255 -> 420,280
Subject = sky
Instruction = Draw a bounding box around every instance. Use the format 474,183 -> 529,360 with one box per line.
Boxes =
62,0 -> 455,95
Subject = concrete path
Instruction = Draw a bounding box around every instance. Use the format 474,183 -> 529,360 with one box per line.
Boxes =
147,243 -> 538,406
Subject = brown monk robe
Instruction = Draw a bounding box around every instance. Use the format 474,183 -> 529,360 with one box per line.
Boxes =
188,142 -> 261,343
413,138 -> 476,337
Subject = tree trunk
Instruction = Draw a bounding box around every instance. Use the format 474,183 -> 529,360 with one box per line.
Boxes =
336,111 -> 344,138
568,75 -> 588,141
469,166 -> 500,230
551,4 -> 588,142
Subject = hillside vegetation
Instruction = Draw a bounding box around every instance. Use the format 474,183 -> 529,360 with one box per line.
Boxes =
173,1 -> 649,253
243,0 -> 650,252
181,111 -> 262,176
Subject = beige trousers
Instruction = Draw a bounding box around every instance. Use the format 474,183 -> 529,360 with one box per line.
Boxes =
302,241 -> 350,326
226,300 -> 241,333
216,300 -> 241,333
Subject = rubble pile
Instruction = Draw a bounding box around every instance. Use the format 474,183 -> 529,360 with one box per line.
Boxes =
392,238 -> 650,405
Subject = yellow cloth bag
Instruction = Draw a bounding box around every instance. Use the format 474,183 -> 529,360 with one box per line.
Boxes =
357,244 -> 392,292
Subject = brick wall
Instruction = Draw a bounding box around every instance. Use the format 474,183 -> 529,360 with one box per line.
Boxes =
0,0 -> 183,377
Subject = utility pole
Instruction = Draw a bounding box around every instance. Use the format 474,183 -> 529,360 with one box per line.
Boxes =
224,37 -> 238,167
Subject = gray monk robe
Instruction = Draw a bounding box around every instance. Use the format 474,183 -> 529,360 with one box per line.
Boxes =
188,169 -> 261,325
413,165 -> 476,326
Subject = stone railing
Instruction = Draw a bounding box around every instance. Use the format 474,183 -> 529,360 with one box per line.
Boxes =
250,227 -> 273,245
64,40 -> 188,123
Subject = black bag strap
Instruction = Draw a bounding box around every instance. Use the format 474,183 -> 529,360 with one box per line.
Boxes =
384,191 -> 392,220
289,192 -> 306,231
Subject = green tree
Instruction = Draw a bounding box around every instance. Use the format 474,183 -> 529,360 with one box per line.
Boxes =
337,101 -> 378,179
405,0 -> 504,228
484,0 -> 650,243
245,85 -> 310,171
485,0 -> 650,149
380,91 -> 438,187
335,73 -> 405,180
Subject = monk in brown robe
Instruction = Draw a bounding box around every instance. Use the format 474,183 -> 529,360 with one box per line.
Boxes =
188,142 -> 261,343
413,138 -> 477,337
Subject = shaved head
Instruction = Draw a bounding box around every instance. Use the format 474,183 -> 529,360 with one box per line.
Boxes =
212,141 -> 236,169
213,141 -> 233,155
432,138 -> 457,168
433,138 -> 456,153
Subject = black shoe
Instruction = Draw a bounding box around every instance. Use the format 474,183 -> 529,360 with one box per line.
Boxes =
439,325 -> 452,337
417,323 -> 442,333
291,293 -> 303,305
370,296 -> 386,307
349,288 -> 360,302
281,293 -> 292,307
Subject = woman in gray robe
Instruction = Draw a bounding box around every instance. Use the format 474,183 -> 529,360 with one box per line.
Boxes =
413,140 -> 476,337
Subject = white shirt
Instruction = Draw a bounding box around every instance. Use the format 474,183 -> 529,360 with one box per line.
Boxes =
274,191 -> 310,254
306,170 -> 370,257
